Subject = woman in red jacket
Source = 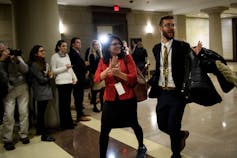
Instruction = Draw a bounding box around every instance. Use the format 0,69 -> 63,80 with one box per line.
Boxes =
94,34 -> 147,158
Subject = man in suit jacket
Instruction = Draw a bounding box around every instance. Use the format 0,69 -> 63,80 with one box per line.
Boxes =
152,15 -> 201,158
69,37 -> 90,122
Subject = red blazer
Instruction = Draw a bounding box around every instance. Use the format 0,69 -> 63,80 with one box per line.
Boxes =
94,54 -> 137,101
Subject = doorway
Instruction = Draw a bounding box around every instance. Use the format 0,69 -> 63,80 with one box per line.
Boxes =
92,11 -> 128,42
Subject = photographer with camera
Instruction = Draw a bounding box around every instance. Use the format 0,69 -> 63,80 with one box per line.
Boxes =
0,42 -> 30,151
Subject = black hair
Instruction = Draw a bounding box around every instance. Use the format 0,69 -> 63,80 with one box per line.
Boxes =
70,37 -> 81,53
29,45 -> 46,71
102,34 -> 125,64
55,40 -> 66,52
29,45 -> 43,62
159,15 -> 174,26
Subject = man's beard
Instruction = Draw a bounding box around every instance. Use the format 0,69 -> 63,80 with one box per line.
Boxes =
163,31 -> 174,40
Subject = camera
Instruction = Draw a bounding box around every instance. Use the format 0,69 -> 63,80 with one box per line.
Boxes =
9,49 -> 22,56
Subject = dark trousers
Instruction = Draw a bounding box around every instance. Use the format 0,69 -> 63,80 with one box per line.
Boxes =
156,90 -> 186,157
73,82 -> 84,119
57,84 -> 74,129
91,88 -> 104,109
36,100 -> 48,135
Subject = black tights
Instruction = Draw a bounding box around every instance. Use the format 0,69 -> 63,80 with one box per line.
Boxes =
99,124 -> 144,158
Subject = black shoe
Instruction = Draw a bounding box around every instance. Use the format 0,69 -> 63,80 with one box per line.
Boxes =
73,122 -> 78,126
136,145 -> 147,158
171,154 -> 181,158
41,135 -> 55,142
93,106 -> 100,113
20,137 -> 30,144
180,130 -> 189,151
4,142 -> 15,151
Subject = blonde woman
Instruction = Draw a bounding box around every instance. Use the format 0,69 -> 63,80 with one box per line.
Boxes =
88,40 -> 105,112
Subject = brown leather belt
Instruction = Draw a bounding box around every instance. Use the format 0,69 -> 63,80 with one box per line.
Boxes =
159,86 -> 177,91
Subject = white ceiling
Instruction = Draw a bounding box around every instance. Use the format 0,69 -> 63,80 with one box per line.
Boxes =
1,0 -> 237,17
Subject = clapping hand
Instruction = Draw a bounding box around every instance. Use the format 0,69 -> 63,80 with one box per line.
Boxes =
110,56 -> 118,68
47,71 -> 54,78
192,41 -> 203,55
109,56 -> 121,77
66,64 -> 73,69
72,79 -> 77,84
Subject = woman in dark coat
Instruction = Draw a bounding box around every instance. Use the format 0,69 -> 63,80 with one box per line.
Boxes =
29,45 -> 55,141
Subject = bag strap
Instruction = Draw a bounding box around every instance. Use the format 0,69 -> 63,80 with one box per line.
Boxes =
123,55 -> 146,84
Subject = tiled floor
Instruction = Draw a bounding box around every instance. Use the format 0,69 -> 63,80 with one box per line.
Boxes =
0,62 -> 237,158
53,124 -> 154,158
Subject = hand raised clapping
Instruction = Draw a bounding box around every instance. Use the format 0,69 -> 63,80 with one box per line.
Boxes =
192,41 -> 203,55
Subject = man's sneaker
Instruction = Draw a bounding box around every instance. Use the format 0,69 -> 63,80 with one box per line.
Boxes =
20,137 -> 30,144
136,145 -> 147,158
4,142 -> 15,151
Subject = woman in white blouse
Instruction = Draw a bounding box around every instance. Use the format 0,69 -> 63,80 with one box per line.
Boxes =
51,40 -> 77,130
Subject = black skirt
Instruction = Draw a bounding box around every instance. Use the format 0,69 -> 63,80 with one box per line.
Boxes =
101,97 -> 138,128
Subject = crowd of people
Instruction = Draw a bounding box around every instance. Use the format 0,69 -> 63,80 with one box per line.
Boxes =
0,15 -> 237,158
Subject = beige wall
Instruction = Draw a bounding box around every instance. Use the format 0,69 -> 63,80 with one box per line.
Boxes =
0,4 -> 13,48
222,18 -> 233,60
174,15 -> 187,41
58,7 -> 169,69
186,17 -> 210,48
58,5 -> 93,57
127,11 -> 169,70
186,17 -> 233,60
0,4 -> 234,62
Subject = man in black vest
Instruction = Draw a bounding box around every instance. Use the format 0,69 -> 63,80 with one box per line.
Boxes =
152,15 -> 201,158
69,37 -> 90,122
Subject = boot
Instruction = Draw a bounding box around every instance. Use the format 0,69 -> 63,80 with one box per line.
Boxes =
215,60 -> 237,87
93,105 -> 100,113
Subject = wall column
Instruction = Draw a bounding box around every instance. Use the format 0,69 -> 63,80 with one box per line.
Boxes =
11,0 -> 61,128
201,6 -> 228,55
174,15 -> 186,41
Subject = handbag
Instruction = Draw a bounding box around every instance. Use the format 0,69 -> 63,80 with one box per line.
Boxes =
124,56 -> 148,102
134,67 -> 148,102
